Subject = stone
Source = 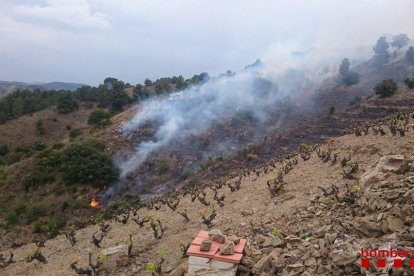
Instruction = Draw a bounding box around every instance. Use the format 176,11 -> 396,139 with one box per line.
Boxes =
353,218 -> 383,237
361,155 -> 412,188
241,256 -> 255,268
241,210 -> 253,216
228,235 -> 240,244
209,229 -> 226,244
381,215 -> 405,233
200,239 -> 212,251
252,248 -> 280,274
272,237 -> 285,247
262,237 -> 273,248
304,258 -> 317,267
98,245 -> 130,273
330,250 -> 356,266
219,240 -> 235,255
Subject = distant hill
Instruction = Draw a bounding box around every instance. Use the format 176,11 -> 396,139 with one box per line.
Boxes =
0,80 -> 86,98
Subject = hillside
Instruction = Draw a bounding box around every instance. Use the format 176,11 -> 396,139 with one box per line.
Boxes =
0,56 -> 414,275
1,107 -> 414,275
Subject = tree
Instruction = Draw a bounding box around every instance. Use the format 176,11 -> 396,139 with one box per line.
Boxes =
57,92 -> 78,114
88,109 -> 111,128
60,144 -> 119,186
144,79 -> 153,86
407,46 -> 414,64
374,79 -> 398,98
404,78 -> 414,89
372,36 -> 390,67
35,119 -> 46,136
0,144 -> 9,156
391,33 -> 410,49
342,72 -> 360,86
339,58 -> 350,76
339,58 -> 360,86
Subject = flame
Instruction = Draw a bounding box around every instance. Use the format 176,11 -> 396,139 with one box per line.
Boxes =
90,198 -> 101,208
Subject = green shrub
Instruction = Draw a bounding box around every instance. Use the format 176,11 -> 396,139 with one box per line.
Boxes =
84,140 -> 106,151
0,166 -> 12,187
45,217 -> 64,237
342,71 -> 360,86
404,78 -> 414,89
0,144 -> 9,156
34,141 -> 46,151
60,144 -> 119,186
57,92 -> 79,114
31,218 -> 64,236
88,109 -> 111,128
69,128 -> 83,138
22,166 -> 55,191
145,262 -> 157,273
36,119 -> 46,136
6,210 -> 18,225
52,143 -> 65,150
25,203 -> 45,222
374,79 -> 398,98
32,221 -> 43,233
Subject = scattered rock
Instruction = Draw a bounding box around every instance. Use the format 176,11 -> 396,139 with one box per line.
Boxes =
241,210 -> 253,217
353,218 -> 383,237
252,248 -> 280,274
381,215 -> 405,233
361,155 -> 412,187
98,245 -> 130,273
219,240 -> 235,255
208,229 -> 225,244
228,235 -> 240,244
200,239 -> 212,251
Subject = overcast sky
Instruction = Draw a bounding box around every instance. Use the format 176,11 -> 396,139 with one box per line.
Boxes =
0,0 -> 413,85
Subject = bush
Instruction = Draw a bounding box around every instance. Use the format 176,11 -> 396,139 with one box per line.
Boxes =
34,141 -> 46,151
32,221 -> 43,233
374,79 -> 398,98
31,218 -> 64,237
342,71 -> 360,86
84,140 -> 106,151
25,203 -> 45,222
23,141 -> 117,190
22,166 -> 55,191
52,143 -> 65,150
45,217 -> 64,237
36,119 -> 46,136
88,109 -> 111,128
404,78 -> 414,89
57,92 -> 79,114
0,144 -> 9,156
69,128 -> 83,138
6,210 -> 18,225
328,106 -> 335,115
407,46 -> 414,64
60,144 -> 119,186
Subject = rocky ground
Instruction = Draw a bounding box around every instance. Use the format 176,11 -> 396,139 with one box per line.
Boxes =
1,110 -> 414,275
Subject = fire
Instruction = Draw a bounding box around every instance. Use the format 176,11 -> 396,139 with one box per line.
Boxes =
90,197 -> 101,208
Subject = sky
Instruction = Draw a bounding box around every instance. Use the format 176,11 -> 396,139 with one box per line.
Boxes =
0,0 -> 413,85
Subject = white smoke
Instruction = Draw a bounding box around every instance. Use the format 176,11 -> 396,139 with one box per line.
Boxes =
119,66 -> 277,177
117,40 -> 377,179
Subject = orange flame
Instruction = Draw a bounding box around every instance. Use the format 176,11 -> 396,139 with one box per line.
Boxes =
90,198 -> 101,208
